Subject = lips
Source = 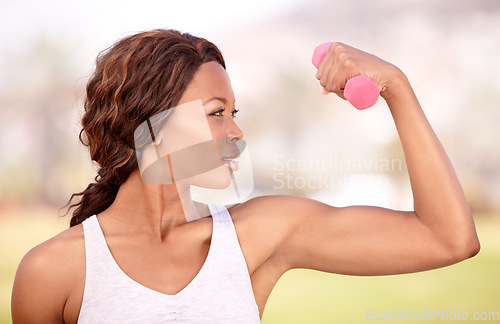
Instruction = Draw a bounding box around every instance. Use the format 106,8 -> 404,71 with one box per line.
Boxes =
216,138 -> 245,172
221,152 -> 240,171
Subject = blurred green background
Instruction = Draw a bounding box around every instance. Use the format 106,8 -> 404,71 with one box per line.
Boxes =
1,211 -> 499,323
1,0 -> 499,323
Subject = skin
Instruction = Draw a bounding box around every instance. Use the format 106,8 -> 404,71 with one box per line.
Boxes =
11,43 -> 480,323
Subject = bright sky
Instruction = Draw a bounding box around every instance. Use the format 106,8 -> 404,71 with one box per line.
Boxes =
0,0 -> 307,86
1,0 -> 304,55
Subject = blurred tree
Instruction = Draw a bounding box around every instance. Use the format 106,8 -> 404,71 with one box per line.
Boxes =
0,33 -> 92,207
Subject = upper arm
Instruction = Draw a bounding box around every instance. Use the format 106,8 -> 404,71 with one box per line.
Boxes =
12,239 -> 74,323
241,195 -> 470,276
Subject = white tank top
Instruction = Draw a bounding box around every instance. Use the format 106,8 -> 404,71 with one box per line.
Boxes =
78,203 -> 261,323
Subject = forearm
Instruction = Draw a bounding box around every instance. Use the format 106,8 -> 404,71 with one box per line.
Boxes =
384,72 -> 479,254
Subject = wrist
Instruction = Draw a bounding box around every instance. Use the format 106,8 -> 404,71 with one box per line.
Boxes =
380,67 -> 410,103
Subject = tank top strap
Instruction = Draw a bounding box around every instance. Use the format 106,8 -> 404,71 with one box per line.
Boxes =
207,203 -> 250,267
206,203 -> 259,318
82,215 -> 117,272
207,203 -> 238,246
207,202 -> 238,224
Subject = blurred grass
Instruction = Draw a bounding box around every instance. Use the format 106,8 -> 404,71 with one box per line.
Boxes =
0,206 -> 68,324
1,208 -> 499,324
261,213 -> 500,323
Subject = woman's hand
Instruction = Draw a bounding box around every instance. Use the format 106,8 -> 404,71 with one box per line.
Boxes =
315,42 -> 403,101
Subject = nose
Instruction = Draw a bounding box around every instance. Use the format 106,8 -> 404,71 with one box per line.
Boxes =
226,118 -> 243,143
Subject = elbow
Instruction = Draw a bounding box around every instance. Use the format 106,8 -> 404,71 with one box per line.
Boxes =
448,233 -> 481,262
465,236 -> 481,259
433,218 -> 481,264
456,214 -> 481,260
437,209 -> 481,262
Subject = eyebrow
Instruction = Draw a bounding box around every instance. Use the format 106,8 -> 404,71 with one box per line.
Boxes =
202,96 -> 234,106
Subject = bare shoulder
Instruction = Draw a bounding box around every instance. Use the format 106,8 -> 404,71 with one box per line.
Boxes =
227,195 -> 327,273
12,223 -> 85,323
18,223 -> 85,273
229,194 -> 330,228
227,195 -> 291,235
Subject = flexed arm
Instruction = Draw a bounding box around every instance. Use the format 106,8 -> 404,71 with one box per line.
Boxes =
236,43 -> 479,276
319,42 -> 479,259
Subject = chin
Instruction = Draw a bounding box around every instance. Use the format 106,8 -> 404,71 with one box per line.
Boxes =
181,165 -> 232,189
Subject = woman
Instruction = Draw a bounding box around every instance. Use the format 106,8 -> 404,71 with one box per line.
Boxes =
11,29 -> 479,323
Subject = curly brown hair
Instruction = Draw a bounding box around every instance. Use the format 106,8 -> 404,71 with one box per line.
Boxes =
66,29 -> 226,227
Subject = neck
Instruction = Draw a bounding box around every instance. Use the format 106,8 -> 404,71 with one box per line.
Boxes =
102,169 -> 208,241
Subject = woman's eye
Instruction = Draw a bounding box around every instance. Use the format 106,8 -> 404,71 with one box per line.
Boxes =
208,108 -> 238,118
209,108 -> 224,117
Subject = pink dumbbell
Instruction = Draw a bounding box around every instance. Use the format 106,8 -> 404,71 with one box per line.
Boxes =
312,42 -> 380,110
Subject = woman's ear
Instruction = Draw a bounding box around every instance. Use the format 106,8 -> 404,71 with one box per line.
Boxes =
153,135 -> 162,146
149,127 -> 165,157
138,129 -> 163,174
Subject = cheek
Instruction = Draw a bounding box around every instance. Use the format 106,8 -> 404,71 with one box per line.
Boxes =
207,120 -> 225,139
